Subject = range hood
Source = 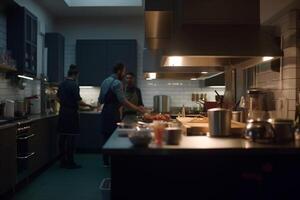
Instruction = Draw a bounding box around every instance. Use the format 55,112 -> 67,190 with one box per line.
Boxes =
143,0 -> 283,79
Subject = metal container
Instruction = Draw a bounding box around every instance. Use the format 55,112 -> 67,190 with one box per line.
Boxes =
268,119 -> 294,144
232,111 -> 242,122
164,127 -> 182,145
245,120 -> 275,143
208,108 -> 231,137
153,95 -> 170,113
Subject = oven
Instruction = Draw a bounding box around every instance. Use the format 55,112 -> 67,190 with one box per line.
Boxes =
16,120 -> 35,182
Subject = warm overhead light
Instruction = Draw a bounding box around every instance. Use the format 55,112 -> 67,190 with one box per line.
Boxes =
167,56 -> 183,67
262,56 -> 274,62
190,78 -> 198,81
147,72 -> 156,80
79,86 -> 94,89
201,71 -> 208,74
209,86 -> 226,88
64,0 -> 142,7
17,75 -> 34,80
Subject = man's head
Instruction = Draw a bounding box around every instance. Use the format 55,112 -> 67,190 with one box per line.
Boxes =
125,72 -> 135,87
113,63 -> 126,80
68,64 -> 79,79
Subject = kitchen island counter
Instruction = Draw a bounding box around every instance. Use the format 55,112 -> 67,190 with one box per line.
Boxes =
103,130 -> 300,156
103,130 -> 300,200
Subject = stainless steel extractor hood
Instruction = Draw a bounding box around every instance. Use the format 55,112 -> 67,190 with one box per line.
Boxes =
143,0 -> 283,76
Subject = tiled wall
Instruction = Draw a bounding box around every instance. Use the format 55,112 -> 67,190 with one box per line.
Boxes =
0,74 -> 40,101
246,10 -> 300,119
55,17 -> 224,107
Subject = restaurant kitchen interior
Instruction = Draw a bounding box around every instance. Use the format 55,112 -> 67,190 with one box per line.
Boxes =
1,0 -> 300,199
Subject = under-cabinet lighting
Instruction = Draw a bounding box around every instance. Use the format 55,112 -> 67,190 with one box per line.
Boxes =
167,56 -> 183,67
262,56 -> 274,62
190,78 -> 198,81
146,72 -> 156,80
64,0 -> 142,7
201,71 -> 208,74
79,86 -> 95,89
208,86 -> 226,88
17,75 -> 34,80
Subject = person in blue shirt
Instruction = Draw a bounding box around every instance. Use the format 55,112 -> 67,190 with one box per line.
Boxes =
98,63 -> 145,166
57,65 -> 93,169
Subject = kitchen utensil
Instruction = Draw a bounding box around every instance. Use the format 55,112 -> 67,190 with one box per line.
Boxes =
268,119 -> 294,144
128,128 -> 152,147
153,95 -> 170,113
164,127 -> 182,145
4,100 -> 15,118
214,90 -> 224,108
244,120 -> 275,143
207,108 -> 231,137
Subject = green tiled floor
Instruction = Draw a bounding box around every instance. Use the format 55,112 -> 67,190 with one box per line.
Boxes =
14,154 -> 110,200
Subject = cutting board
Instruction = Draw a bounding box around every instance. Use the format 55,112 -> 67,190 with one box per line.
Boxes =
176,117 -> 246,136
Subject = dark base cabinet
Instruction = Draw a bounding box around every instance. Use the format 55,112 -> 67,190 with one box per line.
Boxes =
28,117 -> 58,175
111,155 -> 300,200
0,126 -> 17,196
76,113 -> 102,152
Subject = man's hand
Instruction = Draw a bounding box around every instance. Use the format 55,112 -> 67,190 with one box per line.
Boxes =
137,106 -> 147,114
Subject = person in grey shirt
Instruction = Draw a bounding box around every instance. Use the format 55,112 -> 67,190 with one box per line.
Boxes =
98,63 -> 145,166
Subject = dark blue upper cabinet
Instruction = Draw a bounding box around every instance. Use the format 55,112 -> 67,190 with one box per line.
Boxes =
76,40 -> 107,86
7,3 -> 37,76
76,40 -> 137,86
106,40 -> 137,76
45,33 -> 65,83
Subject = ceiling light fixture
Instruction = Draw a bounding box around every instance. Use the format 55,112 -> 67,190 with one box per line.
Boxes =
64,0 -> 142,7
201,71 -> 208,74
262,56 -> 274,62
167,56 -> 183,67
17,75 -> 34,80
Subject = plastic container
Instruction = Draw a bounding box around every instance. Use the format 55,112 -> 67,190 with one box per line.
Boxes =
99,178 -> 111,200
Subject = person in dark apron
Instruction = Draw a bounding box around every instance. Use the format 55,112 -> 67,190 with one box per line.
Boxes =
98,63 -> 145,166
57,65 -> 93,169
123,72 -> 144,117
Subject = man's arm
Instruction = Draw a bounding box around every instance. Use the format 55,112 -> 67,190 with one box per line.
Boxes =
114,82 -> 145,113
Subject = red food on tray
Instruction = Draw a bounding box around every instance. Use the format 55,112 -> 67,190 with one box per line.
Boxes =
143,113 -> 171,122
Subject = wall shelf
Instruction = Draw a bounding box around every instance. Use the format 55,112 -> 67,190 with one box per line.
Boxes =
0,64 -> 17,72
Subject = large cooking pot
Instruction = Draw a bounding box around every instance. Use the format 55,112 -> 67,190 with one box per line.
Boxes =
153,95 -> 170,113
208,108 -> 231,137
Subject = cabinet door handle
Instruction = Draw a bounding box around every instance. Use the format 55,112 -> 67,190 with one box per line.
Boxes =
17,126 -> 31,132
17,134 -> 35,140
17,152 -> 35,159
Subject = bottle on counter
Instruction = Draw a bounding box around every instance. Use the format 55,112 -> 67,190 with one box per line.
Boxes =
181,105 -> 186,117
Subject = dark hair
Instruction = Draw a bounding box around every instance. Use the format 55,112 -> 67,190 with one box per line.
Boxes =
113,63 -> 125,73
68,64 -> 79,77
126,72 -> 135,77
